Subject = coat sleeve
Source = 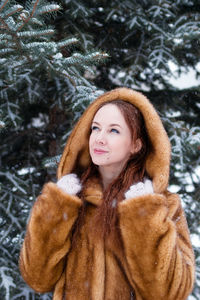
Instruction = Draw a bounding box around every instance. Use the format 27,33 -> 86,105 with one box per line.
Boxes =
19,182 -> 82,293
118,191 -> 195,300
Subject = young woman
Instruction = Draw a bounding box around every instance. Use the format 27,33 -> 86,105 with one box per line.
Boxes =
19,87 -> 195,300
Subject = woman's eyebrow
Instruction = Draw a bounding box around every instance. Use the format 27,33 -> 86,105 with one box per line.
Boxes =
92,121 -> 122,128
109,123 -> 122,128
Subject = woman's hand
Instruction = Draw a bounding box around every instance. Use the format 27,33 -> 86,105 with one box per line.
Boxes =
57,173 -> 82,195
124,179 -> 153,199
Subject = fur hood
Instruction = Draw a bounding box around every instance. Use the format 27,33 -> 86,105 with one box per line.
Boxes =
57,87 -> 171,193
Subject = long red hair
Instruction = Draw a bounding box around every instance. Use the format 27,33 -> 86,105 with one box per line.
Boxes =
72,100 -> 151,242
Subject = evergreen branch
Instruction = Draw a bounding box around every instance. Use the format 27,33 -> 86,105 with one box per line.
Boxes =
63,51 -> 109,66
144,19 -> 170,38
0,0 -> 9,13
0,33 -> 12,40
46,60 -> 77,86
37,4 -> 60,15
57,37 -> 79,48
0,203 -> 22,230
61,71 -> 76,86
0,15 -> 32,63
30,17 -> 43,26
42,155 -> 61,168
2,5 -> 23,19
0,15 -> 10,30
0,266 -> 16,299
0,17 -> 32,62
20,41 -> 59,63
9,59 -> 31,71
1,171 -> 27,194
17,29 -> 54,38
0,48 -> 15,54
17,0 -> 40,32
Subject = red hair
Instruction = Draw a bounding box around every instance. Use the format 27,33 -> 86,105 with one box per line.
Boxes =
72,100 -> 151,243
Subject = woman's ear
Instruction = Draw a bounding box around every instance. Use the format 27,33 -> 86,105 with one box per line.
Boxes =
131,138 -> 142,154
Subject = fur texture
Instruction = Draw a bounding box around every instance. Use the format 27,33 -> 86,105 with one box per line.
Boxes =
19,88 -> 195,299
20,180 -> 195,299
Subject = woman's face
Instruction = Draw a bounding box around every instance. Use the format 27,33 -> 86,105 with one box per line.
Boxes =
89,104 -> 137,174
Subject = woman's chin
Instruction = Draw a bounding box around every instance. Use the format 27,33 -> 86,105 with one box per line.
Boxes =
91,156 -> 109,167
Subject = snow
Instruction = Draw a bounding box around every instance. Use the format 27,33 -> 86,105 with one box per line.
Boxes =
168,184 -> 180,193
195,166 -> 200,177
53,52 -> 63,59
167,61 -> 200,89
0,120 -> 5,128
63,212 -> 68,221
191,233 -> 200,248
31,113 -> 49,128
188,296 -> 197,300
17,167 -> 35,175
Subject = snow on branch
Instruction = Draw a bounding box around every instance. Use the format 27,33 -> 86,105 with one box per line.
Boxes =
17,1 -> 61,32
36,4 -> 60,15
43,155 -> 61,168
0,5 -> 23,19
1,171 -> 28,194
0,267 -> 16,300
0,48 -> 15,54
0,120 -> 5,128
17,29 -> 54,38
0,0 -> 9,13
64,51 -> 109,65
57,37 -> 79,48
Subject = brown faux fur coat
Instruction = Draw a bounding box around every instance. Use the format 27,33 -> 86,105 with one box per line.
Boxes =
19,88 -> 195,299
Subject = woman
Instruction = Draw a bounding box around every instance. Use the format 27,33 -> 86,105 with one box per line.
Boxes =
19,87 -> 195,300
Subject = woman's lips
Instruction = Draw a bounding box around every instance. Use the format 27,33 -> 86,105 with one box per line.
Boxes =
94,148 -> 108,154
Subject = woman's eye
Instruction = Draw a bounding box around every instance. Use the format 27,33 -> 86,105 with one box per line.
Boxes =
91,126 -> 99,131
111,128 -> 119,134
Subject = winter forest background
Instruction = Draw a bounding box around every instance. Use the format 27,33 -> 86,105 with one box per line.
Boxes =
0,0 -> 200,299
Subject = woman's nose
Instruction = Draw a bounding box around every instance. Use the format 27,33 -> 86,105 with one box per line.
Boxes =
95,131 -> 106,144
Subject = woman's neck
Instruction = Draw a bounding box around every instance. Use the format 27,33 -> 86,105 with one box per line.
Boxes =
99,165 -> 124,190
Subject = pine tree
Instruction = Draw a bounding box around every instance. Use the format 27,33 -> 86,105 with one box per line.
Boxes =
0,0 -> 108,298
1,0 -> 199,299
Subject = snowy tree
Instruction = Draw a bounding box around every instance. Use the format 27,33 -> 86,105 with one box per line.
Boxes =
0,0 -> 107,298
0,0 -> 199,298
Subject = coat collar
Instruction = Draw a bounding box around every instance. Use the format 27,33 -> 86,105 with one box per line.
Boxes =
82,176 -> 103,206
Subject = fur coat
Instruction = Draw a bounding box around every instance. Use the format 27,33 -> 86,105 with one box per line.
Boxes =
19,88 -> 195,300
